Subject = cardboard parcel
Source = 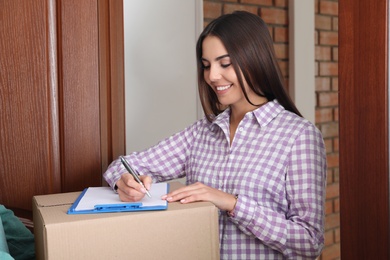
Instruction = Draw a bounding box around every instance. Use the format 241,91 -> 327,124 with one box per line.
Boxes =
33,182 -> 220,260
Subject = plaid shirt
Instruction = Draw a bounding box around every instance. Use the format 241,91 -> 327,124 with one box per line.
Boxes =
104,100 -> 327,259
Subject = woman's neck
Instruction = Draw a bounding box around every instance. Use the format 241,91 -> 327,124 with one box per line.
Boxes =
229,96 -> 268,123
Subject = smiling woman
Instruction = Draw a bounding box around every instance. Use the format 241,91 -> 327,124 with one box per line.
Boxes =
104,10 -> 327,259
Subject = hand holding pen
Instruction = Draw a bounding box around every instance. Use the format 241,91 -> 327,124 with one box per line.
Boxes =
116,156 -> 152,201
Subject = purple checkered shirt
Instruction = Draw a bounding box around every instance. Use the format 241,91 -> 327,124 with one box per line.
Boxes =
104,100 -> 327,259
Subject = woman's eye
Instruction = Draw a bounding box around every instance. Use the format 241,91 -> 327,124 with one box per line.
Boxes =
201,64 -> 210,70
221,63 -> 231,68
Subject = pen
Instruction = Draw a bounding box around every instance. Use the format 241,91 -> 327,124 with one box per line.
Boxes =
119,156 -> 152,198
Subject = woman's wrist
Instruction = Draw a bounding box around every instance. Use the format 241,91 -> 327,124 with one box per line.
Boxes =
227,194 -> 238,217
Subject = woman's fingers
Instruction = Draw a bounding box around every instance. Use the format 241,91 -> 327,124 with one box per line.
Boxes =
116,173 -> 147,201
162,182 -> 237,211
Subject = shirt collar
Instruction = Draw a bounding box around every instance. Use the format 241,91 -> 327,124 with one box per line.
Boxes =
210,99 -> 284,129
252,99 -> 284,127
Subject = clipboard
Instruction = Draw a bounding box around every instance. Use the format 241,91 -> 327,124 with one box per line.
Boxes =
67,183 -> 169,214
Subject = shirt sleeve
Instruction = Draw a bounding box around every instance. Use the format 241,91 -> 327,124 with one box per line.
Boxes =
229,124 -> 327,258
103,120 -> 201,189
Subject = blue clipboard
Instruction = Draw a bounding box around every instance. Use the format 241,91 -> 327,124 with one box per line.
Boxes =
67,183 -> 169,214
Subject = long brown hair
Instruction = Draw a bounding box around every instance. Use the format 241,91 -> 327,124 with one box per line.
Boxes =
196,11 -> 302,122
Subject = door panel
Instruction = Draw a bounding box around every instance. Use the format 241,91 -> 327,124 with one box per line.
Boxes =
59,0 -> 102,191
0,0 -> 61,211
0,0 -> 124,226
339,0 -> 389,258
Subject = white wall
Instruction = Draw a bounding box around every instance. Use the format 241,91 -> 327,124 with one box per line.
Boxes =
123,0 -> 203,153
124,1 -> 315,154
289,0 -> 315,123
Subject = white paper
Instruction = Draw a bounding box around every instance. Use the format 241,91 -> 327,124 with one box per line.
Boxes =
74,183 -> 168,211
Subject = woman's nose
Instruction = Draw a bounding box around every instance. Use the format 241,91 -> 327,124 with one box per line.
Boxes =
208,65 -> 222,82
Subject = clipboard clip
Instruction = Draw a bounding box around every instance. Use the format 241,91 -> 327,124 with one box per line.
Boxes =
94,203 -> 143,211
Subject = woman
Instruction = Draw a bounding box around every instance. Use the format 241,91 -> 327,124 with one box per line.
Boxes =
104,11 -> 326,259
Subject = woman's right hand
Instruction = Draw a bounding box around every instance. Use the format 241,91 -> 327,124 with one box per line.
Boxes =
116,173 -> 152,202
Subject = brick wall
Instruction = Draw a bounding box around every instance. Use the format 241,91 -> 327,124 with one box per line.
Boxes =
315,0 -> 339,259
203,0 -> 340,259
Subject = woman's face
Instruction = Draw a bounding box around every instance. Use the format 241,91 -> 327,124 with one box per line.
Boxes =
201,36 -> 261,110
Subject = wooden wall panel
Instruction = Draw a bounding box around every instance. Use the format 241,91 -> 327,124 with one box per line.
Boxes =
0,0 -> 61,211
339,0 -> 389,258
107,0 -> 125,162
98,0 -> 125,176
0,0 -> 124,221
58,0 -> 102,191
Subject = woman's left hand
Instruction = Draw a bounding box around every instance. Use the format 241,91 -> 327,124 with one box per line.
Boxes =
161,182 -> 237,211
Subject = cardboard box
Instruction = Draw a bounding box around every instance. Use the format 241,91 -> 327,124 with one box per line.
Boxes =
33,182 -> 220,260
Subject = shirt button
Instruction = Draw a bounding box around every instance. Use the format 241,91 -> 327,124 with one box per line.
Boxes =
239,127 -> 244,132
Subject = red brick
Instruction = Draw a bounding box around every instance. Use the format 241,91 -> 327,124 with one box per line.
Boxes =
331,77 -> 338,91
320,0 -> 338,16
326,168 -> 334,184
316,107 -> 333,123
316,46 -> 332,61
323,138 -> 334,154
223,4 -> 258,15
241,0 -> 272,5
325,199 -> 333,215
260,8 -> 288,25
274,26 -> 288,42
333,17 -> 339,31
277,60 -> 288,77
320,122 -> 339,138
332,47 -> 338,61
333,107 -> 339,121
274,43 -> 288,59
316,77 -> 331,91
315,61 -> 319,76
326,183 -> 339,200
318,91 -> 338,106
274,0 -> 287,7
333,137 -> 339,152
325,213 -> 340,230
327,153 -> 339,168
319,62 -> 338,76
319,31 -> 338,45
268,27 -> 273,40
333,168 -> 339,182
204,2 -> 222,19
334,228 -> 340,243
315,15 -> 332,30
333,198 -> 340,213
324,229 -> 334,246
323,139 -> 333,158
320,243 -> 341,260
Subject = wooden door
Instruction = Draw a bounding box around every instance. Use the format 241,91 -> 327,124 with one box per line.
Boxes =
339,0 -> 389,258
0,0 -> 124,224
